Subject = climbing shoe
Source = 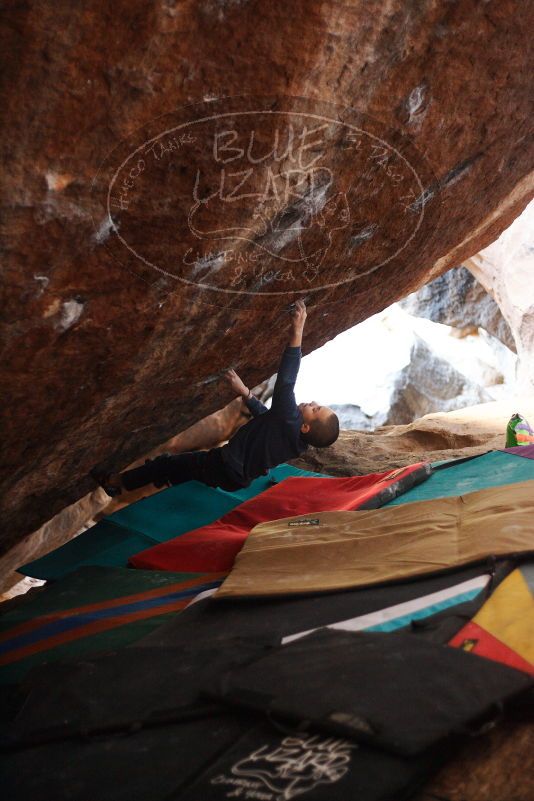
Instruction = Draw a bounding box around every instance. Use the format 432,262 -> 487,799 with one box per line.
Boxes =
90,467 -> 123,497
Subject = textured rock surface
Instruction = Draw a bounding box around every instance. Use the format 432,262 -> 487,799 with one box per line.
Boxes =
291,398 -> 534,476
303,303 -> 508,430
0,488 -> 106,596
466,200 -> 534,391
414,717 -> 534,801
402,266 -> 516,350
329,403 -> 378,431
0,395 -> 251,594
377,334 -> 492,422
2,0 -> 534,554
331,333 -> 493,430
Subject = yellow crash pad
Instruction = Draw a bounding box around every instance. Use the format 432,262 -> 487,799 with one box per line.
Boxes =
216,480 -> 534,598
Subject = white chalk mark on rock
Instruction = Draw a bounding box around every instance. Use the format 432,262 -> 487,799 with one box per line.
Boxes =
405,84 -> 430,126
440,159 -> 474,189
190,253 -> 226,277
45,172 -> 73,192
56,299 -> 84,332
93,216 -> 116,244
34,275 -> 50,296
408,187 -> 435,213
349,223 -> 378,251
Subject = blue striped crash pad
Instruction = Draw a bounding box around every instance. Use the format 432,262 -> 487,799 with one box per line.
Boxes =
0,566 -> 226,685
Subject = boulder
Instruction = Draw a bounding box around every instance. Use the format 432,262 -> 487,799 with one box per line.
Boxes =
2,0 -> 534,553
329,404 -> 377,432
401,266 -> 516,351
0,396 -> 251,594
465,200 -> 534,392
331,332 -> 493,431
291,398 -> 534,477
383,334 -> 492,424
298,304 -> 506,430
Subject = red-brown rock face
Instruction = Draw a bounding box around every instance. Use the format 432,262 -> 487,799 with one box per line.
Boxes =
2,0 -> 533,554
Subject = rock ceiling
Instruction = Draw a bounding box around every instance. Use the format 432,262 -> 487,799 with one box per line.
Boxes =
2,0 -> 533,551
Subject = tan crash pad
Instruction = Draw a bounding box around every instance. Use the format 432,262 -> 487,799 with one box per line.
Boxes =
216,480 -> 534,598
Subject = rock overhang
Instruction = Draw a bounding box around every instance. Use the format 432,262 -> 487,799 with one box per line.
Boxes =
1,0 -> 533,554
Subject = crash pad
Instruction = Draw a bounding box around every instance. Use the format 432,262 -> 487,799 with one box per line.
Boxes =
6,641 -> 265,747
450,562 -> 534,675
282,572 -> 492,643
209,629 -> 532,756
2,711 -> 447,801
178,720 -> 447,801
1,712 -> 252,801
0,566 -> 226,685
19,464 -> 325,581
387,448 -> 534,507
216,479 -> 534,598
501,443 -> 534,459
138,563 -> 501,651
129,462 -> 431,573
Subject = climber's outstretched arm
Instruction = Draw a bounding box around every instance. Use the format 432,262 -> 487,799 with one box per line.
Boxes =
223,368 -> 267,417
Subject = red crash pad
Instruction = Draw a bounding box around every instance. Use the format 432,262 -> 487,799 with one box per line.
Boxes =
129,463 -> 430,573
449,564 -> 534,675
450,621 -> 534,676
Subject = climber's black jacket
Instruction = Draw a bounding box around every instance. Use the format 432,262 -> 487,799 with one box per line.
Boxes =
121,347 -> 308,493
219,346 -> 308,484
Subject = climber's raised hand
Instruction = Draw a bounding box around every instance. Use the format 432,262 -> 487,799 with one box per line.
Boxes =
289,299 -> 307,347
224,368 -> 250,399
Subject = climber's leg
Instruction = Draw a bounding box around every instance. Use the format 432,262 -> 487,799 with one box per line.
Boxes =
93,448 -> 246,496
120,451 -> 206,491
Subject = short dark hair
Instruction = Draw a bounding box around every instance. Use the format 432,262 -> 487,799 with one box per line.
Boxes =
302,411 -> 339,448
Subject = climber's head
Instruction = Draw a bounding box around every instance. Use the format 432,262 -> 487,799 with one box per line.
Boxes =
298,401 -> 339,448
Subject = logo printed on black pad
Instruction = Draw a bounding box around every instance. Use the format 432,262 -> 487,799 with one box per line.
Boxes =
211,734 -> 355,799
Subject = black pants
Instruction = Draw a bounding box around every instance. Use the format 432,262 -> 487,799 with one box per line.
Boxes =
120,448 -> 247,493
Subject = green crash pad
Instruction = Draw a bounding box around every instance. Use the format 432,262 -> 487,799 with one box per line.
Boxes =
387,450 -> 534,507
19,464 -> 327,581
0,566 -> 226,685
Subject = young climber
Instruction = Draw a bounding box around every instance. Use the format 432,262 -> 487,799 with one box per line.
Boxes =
92,299 -> 339,496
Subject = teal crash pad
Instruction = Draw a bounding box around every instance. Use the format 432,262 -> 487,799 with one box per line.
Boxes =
387,450 -> 534,506
19,464 -> 327,581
